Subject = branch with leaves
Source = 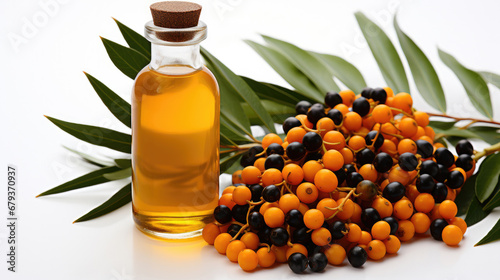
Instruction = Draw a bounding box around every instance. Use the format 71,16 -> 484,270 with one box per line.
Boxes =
39,14 -> 500,246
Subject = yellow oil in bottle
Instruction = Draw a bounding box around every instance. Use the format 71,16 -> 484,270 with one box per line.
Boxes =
132,65 -> 219,239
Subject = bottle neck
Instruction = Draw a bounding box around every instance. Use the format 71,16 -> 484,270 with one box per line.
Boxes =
150,43 -> 202,75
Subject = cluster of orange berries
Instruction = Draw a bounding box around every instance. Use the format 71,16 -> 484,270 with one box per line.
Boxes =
203,87 -> 475,273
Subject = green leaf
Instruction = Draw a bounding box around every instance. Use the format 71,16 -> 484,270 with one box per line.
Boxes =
201,48 -> 276,133
114,159 -> 131,169
100,37 -> 149,79
45,116 -> 132,153
355,12 -> 409,93
202,53 -> 252,137
394,16 -> 446,113
468,126 -> 500,145
475,218 -> 500,246
262,35 -> 340,94
475,153 -> 500,203
245,40 -> 323,103
84,72 -> 131,128
479,71 -> 500,90
428,120 -> 457,130
455,174 -> 477,216
113,18 -> 151,59
220,151 -> 245,174
433,126 -> 480,139
63,146 -> 114,167
74,183 -> 131,223
483,180 -> 500,211
220,117 -> 251,145
438,49 -> 493,119
465,196 -> 490,227
309,52 -> 367,93
103,167 -> 131,180
243,100 -> 295,125
241,76 -> 308,107
37,166 -> 121,197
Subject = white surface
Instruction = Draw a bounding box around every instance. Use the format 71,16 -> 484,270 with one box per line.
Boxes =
1,0 -> 500,279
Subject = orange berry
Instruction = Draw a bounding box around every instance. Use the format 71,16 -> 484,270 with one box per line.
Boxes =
449,217 -> 467,234
340,89 -> 356,106
314,169 -> 338,193
312,227 -> 332,246
346,223 -> 362,243
264,207 -> 285,228
393,200 -> 414,220
238,249 -> 259,271
363,115 -> 376,129
411,126 -> 426,141
397,220 -> 415,242
380,122 -> 398,137
232,170 -> 244,184
296,114 -> 314,129
439,200 -> 458,219
334,103 -> 350,116
413,111 -> 430,127
348,135 -> 366,150
358,164 -> 378,182
372,104 -> 393,124
399,118 -> 418,138
262,133 -> 283,149
414,193 -> 435,213
232,185 -> 252,205
425,126 -> 436,140
340,147 -> 354,165
344,112 -> 363,131
298,202 -> 310,215
222,186 -> 236,195
302,160 -> 323,182
388,166 -> 411,186
253,157 -> 266,172
371,196 -> 393,218
324,244 -> 346,265
367,240 -> 386,260
351,202 -> 362,224
384,235 -> 401,254
282,163 -> 304,185
316,198 -> 338,218
261,168 -> 283,187
287,127 -> 307,144
240,232 -> 260,250
381,139 -> 398,156
214,233 -> 233,254
219,193 -> 236,210
442,225 -> 463,246
202,223 -> 221,245
297,182 -> 319,204
398,139 -> 417,155
336,198 -> 355,220
359,230 -> 372,245
323,131 -> 346,150
371,221 -> 391,240
304,209 -> 325,229
271,245 -> 289,263
392,92 -> 413,113
384,87 -> 394,97
322,150 -> 344,171
259,202 -> 279,215
285,243 -> 308,259
241,166 -> 261,185
279,193 -> 300,214
317,117 -> 334,136
257,247 -> 276,268
411,212 -> 431,234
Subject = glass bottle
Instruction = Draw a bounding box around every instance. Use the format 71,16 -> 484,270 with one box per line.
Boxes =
132,14 -> 220,239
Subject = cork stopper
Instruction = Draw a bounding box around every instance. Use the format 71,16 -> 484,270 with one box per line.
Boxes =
150,1 -> 202,42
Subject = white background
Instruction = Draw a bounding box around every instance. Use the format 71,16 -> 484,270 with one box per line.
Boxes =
1,0 -> 500,279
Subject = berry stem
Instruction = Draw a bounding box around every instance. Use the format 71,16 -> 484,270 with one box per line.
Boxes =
325,189 -> 355,220
425,112 -> 500,127
472,141 -> 500,161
